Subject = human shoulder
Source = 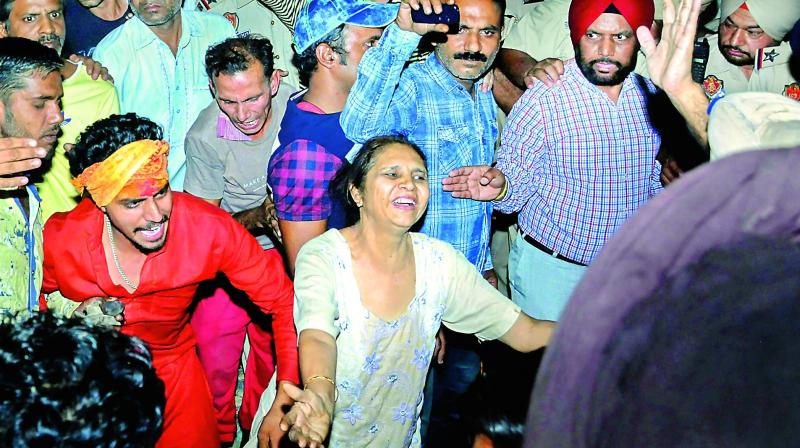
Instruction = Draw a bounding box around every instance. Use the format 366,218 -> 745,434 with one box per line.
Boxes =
185,10 -> 235,37
43,198 -> 96,239
187,101 -> 222,143
297,229 -> 342,262
93,18 -> 136,55
63,67 -> 116,94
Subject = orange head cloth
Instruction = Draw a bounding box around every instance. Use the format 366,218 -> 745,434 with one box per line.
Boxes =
568,0 -> 655,46
71,139 -> 169,207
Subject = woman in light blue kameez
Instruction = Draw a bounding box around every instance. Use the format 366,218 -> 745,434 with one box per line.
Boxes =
280,135 -> 553,448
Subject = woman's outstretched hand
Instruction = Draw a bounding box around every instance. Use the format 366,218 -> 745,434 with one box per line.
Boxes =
280,382 -> 334,448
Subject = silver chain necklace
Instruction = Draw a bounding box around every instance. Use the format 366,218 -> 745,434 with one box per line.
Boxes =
105,215 -> 138,291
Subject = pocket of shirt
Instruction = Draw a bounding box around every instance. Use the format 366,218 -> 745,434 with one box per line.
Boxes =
436,125 -> 475,174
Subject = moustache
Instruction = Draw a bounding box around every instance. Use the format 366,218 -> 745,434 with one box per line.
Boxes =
453,52 -> 487,62
721,45 -> 750,55
41,125 -> 60,137
39,34 -> 62,46
135,216 -> 169,233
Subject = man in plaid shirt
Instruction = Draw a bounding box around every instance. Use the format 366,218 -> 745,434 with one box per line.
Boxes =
444,0 -> 663,322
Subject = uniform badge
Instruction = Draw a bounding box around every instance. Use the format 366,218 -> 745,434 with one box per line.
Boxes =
223,12 -> 239,31
762,48 -> 779,63
784,83 -> 800,101
703,75 -> 724,98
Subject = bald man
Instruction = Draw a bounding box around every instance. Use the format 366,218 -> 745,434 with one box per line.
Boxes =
702,0 -> 800,100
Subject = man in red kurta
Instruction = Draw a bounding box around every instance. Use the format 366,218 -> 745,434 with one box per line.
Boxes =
40,113 -> 299,447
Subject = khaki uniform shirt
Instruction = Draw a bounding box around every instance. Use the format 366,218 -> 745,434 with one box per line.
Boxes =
198,0 -> 300,89
702,36 -> 799,101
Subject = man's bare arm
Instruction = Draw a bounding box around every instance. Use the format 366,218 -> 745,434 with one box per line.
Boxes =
496,48 -> 537,90
638,0 -> 708,147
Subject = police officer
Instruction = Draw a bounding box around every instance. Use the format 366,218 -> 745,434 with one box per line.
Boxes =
701,0 -> 800,101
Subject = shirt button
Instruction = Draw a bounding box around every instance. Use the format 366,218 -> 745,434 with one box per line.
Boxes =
275,54 -> 280,59
270,20 -> 275,25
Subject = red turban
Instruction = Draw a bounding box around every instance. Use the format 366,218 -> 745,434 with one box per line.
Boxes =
568,0 -> 655,45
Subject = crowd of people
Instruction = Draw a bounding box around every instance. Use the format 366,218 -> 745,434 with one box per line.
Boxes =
0,0 -> 799,446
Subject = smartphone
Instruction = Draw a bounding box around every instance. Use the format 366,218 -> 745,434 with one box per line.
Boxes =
410,4 -> 460,27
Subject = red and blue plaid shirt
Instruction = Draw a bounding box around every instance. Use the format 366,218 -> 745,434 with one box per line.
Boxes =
496,60 -> 663,265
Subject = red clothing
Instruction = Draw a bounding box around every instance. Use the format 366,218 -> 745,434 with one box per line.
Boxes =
41,193 -> 299,447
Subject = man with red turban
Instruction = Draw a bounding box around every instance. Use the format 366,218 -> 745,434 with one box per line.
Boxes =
39,113 -> 299,447
444,0 -> 664,321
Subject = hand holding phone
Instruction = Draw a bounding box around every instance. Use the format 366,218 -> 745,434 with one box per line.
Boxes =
410,4 -> 459,31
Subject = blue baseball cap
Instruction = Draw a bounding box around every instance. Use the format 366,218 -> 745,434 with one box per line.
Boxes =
293,0 -> 400,53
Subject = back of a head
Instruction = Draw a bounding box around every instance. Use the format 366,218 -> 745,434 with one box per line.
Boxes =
708,92 -> 800,160
587,236 -> 800,447
0,312 -> 165,447
67,113 -> 163,177
0,37 -> 62,102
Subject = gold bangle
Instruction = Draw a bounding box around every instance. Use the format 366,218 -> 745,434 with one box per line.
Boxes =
494,180 -> 509,202
305,375 -> 338,402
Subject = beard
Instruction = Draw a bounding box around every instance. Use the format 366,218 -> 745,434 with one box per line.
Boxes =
575,46 -> 637,86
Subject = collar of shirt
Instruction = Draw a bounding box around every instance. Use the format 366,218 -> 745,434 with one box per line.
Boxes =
216,111 -> 251,141
130,9 -> 205,51
422,52 -> 487,95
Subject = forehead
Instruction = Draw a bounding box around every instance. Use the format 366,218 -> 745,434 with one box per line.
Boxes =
373,143 -> 426,167
343,24 -> 383,42
10,70 -> 63,100
587,12 -> 634,33
9,0 -> 62,15
215,62 -> 267,89
455,0 -> 502,27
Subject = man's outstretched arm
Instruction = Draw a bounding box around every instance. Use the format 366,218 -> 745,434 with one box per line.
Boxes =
638,0 -> 708,147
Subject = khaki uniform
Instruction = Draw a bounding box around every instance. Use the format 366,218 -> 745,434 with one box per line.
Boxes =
503,0 -> 650,76
197,0 -> 300,89
702,35 -> 798,101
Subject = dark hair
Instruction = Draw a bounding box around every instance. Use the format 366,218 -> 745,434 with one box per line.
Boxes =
0,312 -> 165,447
587,236 -> 800,447
67,113 -> 163,177
0,37 -> 63,103
292,24 -> 345,87
0,0 -> 14,23
330,134 -> 426,224
205,35 -> 275,82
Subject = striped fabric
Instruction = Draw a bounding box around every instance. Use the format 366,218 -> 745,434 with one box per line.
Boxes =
257,0 -> 305,30
496,60 -> 663,265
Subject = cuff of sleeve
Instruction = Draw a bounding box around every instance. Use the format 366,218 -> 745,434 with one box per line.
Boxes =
477,302 -> 521,342
296,321 -> 339,340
